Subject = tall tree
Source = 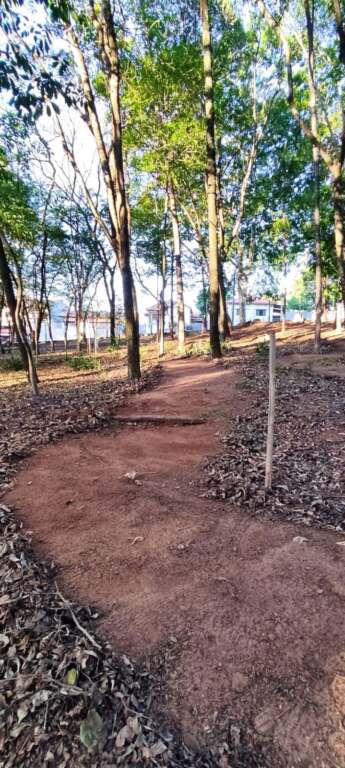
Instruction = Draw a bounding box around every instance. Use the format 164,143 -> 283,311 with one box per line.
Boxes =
64,1 -> 140,378
304,0 -> 322,350
200,0 -> 222,357
167,181 -> 185,352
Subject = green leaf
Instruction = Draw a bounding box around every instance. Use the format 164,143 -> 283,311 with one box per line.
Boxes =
65,667 -> 78,685
80,708 -> 104,750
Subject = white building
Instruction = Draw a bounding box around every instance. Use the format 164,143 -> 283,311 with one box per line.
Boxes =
144,303 -> 203,336
229,298 -> 282,326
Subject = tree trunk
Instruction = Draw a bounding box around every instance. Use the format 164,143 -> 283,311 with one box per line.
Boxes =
159,226 -> 167,357
34,312 -> 44,359
98,2 -> 140,377
217,157 -> 231,340
332,168 -> 345,314
200,0 -> 221,357
304,0 -> 322,352
237,246 -> 247,324
218,261 -> 231,339
167,181 -> 185,353
0,237 -> 39,394
75,298 -> 82,353
109,272 -> 116,341
170,252 -> 174,338
159,287 -> 165,357
68,4 -> 140,378
64,303 -> 71,355
281,245 -> 288,332
120,258 -> 140,377
201,261 -> 208,332
281,294 -> 287,332
313,155 -> 322,348
34,227 -> 48,359
237,273 -> 246,325
46,300 -> 55,352
102,265 -> 116,342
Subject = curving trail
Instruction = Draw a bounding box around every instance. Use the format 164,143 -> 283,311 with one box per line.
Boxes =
6,357 -> 345,767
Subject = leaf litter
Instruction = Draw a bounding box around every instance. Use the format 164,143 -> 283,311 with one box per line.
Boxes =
204,345 -> 345,532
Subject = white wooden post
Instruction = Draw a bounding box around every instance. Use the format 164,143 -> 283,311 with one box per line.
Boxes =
265,332 -> 276,492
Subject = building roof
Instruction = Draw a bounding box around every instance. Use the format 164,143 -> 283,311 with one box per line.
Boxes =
230,298 -> 281,307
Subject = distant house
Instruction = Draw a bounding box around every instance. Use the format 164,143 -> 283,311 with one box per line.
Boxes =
229,298 -> 282,326
144,303 -> 203,336
0,300 -> 124,347
33,302 -> 115,342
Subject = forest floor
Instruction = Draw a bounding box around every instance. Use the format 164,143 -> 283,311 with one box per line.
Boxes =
2,322 -> 345,767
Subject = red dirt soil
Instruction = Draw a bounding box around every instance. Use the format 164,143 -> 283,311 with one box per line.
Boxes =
6,357 -> 345,767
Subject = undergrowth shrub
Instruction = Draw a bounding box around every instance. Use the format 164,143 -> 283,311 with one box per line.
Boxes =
185,341 -> 211,357
0,355 -> 25,371
256,341 -> 269,357
107,337 -> 121,352
67,355 -> 100,371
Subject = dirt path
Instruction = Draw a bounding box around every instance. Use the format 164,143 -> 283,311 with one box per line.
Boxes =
6,357 -> 345,767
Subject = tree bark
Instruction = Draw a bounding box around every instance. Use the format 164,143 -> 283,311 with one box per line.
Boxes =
237,245 -> 247,324
200,0 -> 221,357
46,300 -> 55,352
0,236 -> 39,394
216,158 -> 231,340
102,264 -> 116,341
170,251 -> 174,338
109,271 -> 116,341
281,249 -> 287,332
201,260 -> 208,332
313,160 -> 322,347
237,276 -> 246,325
75,295 -> 82,353
34,227 -> 48,358
97,1 -> 140,377
218,261 -> 231,339
332,168 -> 345,311
64,302 -> 71,354
159,281 -> 166,357
34,312 -> 43,359
167,181 -> 185,353
304,0 -> 322,351
159,207 -> 168,357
